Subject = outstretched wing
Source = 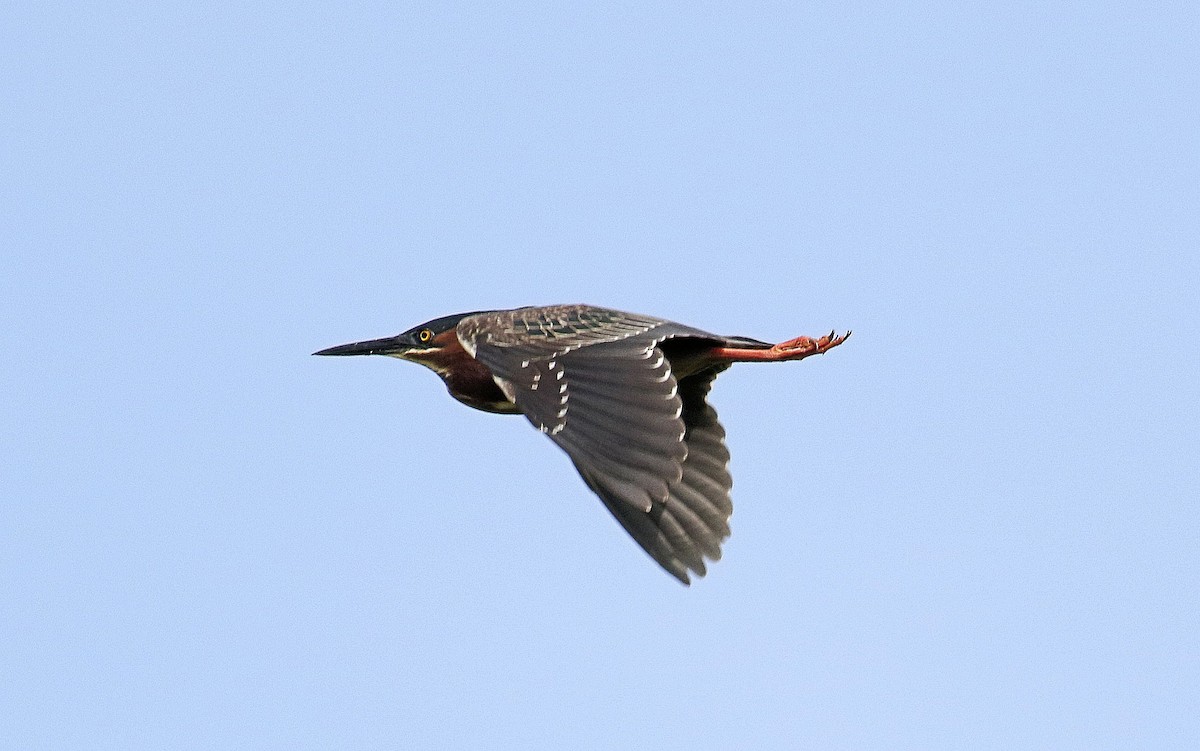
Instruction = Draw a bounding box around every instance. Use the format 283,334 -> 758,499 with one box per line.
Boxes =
581,368 -> 733,583
462,306 -> 733,583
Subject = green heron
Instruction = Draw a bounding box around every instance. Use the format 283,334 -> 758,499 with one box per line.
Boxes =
315,304 -> 849,584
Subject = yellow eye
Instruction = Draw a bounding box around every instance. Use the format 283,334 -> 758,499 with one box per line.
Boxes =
418,328 -> 433,343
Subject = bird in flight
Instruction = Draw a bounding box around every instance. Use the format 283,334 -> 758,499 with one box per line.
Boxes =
315,304 -> 849,584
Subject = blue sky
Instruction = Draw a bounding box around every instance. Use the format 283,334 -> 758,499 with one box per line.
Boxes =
3,2 -> 1197,748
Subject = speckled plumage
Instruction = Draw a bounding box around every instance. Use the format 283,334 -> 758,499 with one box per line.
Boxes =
316,304 -> 849,584
462,306 -> 736,582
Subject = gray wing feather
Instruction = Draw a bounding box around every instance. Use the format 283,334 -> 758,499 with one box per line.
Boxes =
668,372 -> 734,545
467,306 -> 733,583
474,333 -> 687,513
592,370 -> 732,583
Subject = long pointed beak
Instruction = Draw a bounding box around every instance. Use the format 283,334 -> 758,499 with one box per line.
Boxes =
313,335 -> 409,357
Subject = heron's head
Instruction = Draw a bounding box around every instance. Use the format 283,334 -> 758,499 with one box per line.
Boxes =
313,312 -> 478,370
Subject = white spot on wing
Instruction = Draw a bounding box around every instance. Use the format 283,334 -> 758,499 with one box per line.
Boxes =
493,375 -> 518,402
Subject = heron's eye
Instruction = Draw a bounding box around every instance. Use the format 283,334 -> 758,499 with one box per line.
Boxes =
418,328 -> 434,343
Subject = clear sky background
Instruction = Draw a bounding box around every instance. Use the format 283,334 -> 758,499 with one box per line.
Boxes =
3,2 -> 1197,749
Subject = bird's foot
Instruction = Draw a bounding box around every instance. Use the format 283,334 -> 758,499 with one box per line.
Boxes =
710,330 -> 851,362
769,330 -> 852,360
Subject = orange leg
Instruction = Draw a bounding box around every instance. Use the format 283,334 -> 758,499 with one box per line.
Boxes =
710,330 -> 851,363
